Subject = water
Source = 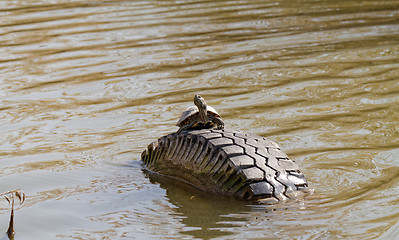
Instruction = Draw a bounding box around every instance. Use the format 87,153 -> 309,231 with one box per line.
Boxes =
0,0 -> 398,239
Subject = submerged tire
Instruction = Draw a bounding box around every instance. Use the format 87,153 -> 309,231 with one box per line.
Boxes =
141,129 -> 308,201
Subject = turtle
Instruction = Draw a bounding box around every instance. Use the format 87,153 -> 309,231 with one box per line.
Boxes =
176,95 -> 224,134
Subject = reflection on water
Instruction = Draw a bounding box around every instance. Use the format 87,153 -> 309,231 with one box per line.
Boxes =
147,173 -> 248,239
0,0 -> 398,239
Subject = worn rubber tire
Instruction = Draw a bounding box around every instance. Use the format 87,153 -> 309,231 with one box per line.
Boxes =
141,129 -> 308,201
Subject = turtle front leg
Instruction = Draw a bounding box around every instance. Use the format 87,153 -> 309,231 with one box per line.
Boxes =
211,116 -> 224,130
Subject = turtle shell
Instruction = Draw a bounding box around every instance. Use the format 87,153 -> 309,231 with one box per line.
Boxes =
176,105 -> 221,127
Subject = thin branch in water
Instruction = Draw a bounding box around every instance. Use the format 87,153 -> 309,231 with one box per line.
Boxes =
1,189 -> 26,240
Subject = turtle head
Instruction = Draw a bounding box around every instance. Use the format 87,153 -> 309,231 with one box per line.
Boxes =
194,95 -> 207,122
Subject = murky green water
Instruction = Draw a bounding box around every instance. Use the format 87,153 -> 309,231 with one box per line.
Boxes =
0,0 -> 398,239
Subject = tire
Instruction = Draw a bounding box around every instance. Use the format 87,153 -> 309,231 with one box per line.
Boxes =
141,129 -> 308,201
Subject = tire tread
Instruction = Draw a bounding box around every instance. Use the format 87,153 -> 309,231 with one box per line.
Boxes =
142,129 -> 308,201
